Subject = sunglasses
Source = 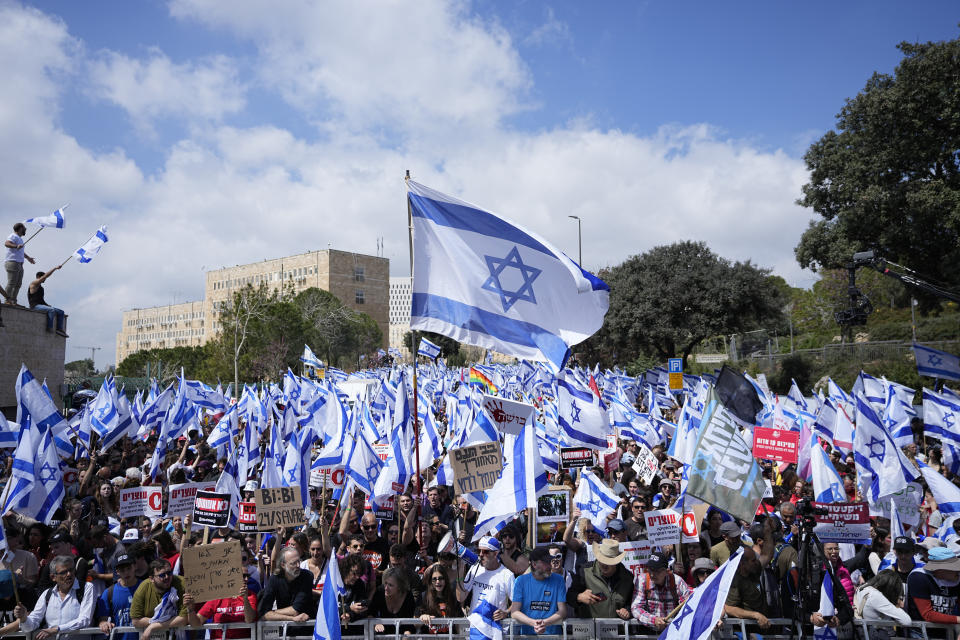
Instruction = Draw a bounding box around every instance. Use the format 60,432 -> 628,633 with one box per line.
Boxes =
154,572 -> 172,579
361,525 -> 377,530
430,576 -> 446,582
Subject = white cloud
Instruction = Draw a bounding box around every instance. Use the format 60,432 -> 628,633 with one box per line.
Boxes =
87,49 -> 246,130
524,7 -> 573,48
0,1 -> 816,370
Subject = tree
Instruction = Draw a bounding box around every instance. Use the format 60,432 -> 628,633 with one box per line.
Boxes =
65,358 -> 95,378
117,346 -> 207,381
795,35 -> 960,309
592,241 -> 786,367
403,331 -> 461,360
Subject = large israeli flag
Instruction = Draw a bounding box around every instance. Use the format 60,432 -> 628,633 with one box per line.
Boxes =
810,441 -> 846,503
417,336 -> 442,360
853,395 -> 916,503
572,468 -> 621,530
24,207 -> 66,229
74,225 -> 109,263
407,180 -> 609,372
658,549 -> 744,640
914,343 -> 960,382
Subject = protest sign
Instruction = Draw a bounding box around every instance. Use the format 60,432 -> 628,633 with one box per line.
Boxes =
481,395 -> 535,436
372,443 -> 391,461
868,482 -> 923,528
813,501 -> 871,544
309,466 -> 344,489
620,540 -> 651,578
603,448 -> 620,476
685,389 -> 767,523
193,490 -> 232,528
373,495 -> 394,520
631,444 -> 659,485
168,482 -> 217,518
752,427 -> 800,464
644,509 -> 681,546
182,540 -> 243,601
118,486 -> 163,519
255,487 -> 306,531
238,502 -> 258,533
449,442 -> 502,494
536,489 -> 570,524
560,447 -> 594,469
63,468 -> 79,488
680,509 -> 701,543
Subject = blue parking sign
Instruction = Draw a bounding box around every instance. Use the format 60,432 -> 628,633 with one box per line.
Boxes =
668,358 -> 682,373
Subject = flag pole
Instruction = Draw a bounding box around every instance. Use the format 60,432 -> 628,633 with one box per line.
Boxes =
22,204 -> 68,247
406,171 -> 423,505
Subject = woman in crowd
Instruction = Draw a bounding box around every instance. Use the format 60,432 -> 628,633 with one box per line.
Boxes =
853,569 -> 911,624
369,566 -> 417,634
417,563 -> 463,633
300,536 -> 326,597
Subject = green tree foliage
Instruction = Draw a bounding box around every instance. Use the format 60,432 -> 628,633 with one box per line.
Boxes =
796,35 -> 960,308
200,284 -> 383,386
403,331 -> 461,359
117,346 -> 208,381
65,358 -> 96,378
585,241 -> 786,367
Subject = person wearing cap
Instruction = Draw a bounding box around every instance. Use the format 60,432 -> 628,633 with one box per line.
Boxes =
459,536 -> 513,619
568,539 -> 633,620
497,524 -> 530,577
96,553 -> 142,640
0,554 -> 96,639
906,547 -> 960,624
651,480 -> 677,510
606,519 -> 628,544
710,520 -> 742,567
691,557 -> 715,586
892,536 -> 920,587
630,550 -> 693,631
509,546 -> 567,635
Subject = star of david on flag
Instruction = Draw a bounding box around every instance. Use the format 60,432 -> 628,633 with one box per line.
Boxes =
407,180 -> 609,372
913,343 -> 960,382
572,469 -> 621,531
658,549 -> 743,640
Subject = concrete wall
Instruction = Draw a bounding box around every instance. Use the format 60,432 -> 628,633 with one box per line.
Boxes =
0,306 -> 66,414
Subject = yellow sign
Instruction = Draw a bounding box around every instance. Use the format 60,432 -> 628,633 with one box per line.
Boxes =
668,372 -> 683,390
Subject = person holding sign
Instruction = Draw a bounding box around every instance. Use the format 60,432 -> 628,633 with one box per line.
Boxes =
187,568 -> 257,639
129,559 -> 189,640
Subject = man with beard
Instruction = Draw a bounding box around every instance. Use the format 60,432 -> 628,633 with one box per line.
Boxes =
256,548 -> 312,622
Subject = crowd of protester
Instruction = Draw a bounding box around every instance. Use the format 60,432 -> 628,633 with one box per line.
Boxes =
0,388 -> 957,638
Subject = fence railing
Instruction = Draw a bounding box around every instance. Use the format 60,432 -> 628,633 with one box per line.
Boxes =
741,338 -> 960,371
0,617 -> 955,640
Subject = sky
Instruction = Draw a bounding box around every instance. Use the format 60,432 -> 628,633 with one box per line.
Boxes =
3,0 -> 958,370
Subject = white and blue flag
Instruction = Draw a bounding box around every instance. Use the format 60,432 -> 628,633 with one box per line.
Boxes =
914,343 -> 960,382
657,548 -> 743,640
811,440 -> 846,503
74,225 -> 109,263
813,570 -> 837,640
407,180 -> 609,372
313,549 -> 346,640
89,375 -> 119,439
417,336 -> 442,360
301,344 -> 324,369
853,396 -> 917,503
556,370 -> 610,450
918,461 -> 960,517
572,468 -> 621,531
24,206 -> 66,229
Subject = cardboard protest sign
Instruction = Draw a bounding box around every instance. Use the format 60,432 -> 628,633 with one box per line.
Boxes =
644,509 -> 681,546
813,501 -> 871,544
118,486 -> 163,519
752,427 -> 800,464
182,540 -> 243,601
193,490 -> 232,528
868,482 -> 923,528
620,540 -> 651,578
481,395 -> 535,436
560,447 -> 594,469
631,444 -> 659,485
168,482 -> 217,518
254,487 -> 306,531
449,442 -> 502,494
238,502 -> 258,533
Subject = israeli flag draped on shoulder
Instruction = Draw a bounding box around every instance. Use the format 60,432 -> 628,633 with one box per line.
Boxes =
407,180 -> 609,372
74,225 -> 109,263
24,206 -> 66,229
913,342 -> 960,382
417,336 -> 442,360
657,548 -> 744,640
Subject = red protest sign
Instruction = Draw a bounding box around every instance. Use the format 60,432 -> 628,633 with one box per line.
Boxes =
752,427 -> 799,464
238,502 -> 258,533
812,501 -> 871,544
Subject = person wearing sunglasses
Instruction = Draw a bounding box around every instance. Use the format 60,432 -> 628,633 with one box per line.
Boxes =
417,563 -> 463,634
459,536 -> 513,621
129,559 -> 189,640
0,555 -> 96,639
358,513 -> 389,572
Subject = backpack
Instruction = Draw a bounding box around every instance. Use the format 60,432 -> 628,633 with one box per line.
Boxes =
42,558 -> 89,610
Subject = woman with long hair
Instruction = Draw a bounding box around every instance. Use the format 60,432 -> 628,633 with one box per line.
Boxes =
853,569 -> 911,623
418,563 -> 463,633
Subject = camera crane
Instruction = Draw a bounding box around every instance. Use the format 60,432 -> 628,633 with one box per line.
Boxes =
835,250 -> 960,327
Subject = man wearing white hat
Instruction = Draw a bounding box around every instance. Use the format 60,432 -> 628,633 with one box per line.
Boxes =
458,536 -> 514,619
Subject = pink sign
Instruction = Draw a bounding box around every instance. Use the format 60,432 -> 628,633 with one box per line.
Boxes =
752,427 -> 799,463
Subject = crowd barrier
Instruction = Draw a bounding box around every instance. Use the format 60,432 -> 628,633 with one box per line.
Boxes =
0,618 -> 955,640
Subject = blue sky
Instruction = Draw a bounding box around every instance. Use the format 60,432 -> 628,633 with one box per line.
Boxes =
5,1 -> 959,368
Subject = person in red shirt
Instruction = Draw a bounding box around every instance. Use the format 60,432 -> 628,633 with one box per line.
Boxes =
187,572 -> 257,639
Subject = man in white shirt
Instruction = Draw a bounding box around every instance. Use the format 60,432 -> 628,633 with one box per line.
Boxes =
0,555 -> 96,639
459,536 -> 514,619
4,222 -> 35,305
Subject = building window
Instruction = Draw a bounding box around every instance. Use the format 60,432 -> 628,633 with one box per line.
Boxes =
354,266 -> 365,282
355,289 -> 365,304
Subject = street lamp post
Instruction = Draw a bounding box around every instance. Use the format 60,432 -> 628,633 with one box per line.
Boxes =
568,215 -> 582,265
